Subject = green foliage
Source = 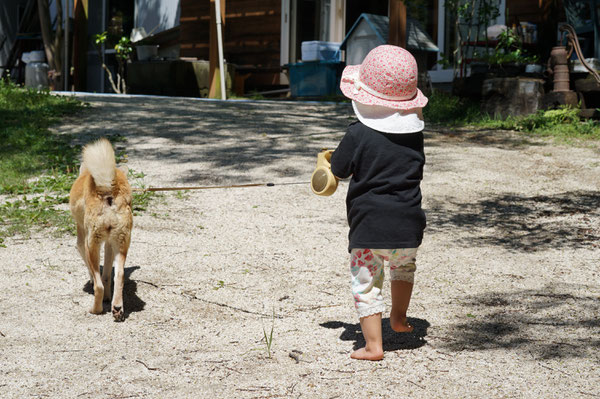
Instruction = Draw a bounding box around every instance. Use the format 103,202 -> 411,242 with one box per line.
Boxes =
423,90 -> 482,125
125,170 -> 160,216
93,32 -> 108,46
0,81 -> 156,245
94,31 -> 132,58
0,80 -> 84,244
442,0 -> 501,69
496,28 -> 522,52
485,29 -> 539,65
477,106 -> 600,140
0,195 -> 74,242
92,31 -> 131,93
424,90 -> 600,141
115,36 -> 133,60
0,79 -> 83,192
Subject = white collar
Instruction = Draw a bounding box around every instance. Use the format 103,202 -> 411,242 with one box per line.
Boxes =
352,101 -> 424,134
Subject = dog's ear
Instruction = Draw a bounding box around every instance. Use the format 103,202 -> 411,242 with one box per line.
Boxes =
117,164 -> 129,175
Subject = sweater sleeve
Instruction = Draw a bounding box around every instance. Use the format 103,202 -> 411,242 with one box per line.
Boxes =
330,128 -> 356,179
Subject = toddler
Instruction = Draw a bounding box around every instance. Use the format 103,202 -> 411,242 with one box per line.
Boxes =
330,45 -> 428,361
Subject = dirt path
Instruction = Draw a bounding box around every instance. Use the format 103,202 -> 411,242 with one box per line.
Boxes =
1,94 -> 599,398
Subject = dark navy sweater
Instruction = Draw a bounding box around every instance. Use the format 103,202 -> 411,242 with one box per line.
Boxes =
330,121 -> 426,252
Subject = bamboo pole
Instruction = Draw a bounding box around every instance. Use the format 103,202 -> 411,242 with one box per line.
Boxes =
209,0 -> 226,99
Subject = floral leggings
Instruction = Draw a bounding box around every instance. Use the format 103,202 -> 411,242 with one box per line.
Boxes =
350,248 -> 418,319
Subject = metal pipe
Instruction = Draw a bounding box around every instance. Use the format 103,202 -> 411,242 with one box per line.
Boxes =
592,0 -> 600,59
550,46 -> 570,92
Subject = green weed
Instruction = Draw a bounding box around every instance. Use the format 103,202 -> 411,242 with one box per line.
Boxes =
174,190 -> 190,200
262,309 -> 275,359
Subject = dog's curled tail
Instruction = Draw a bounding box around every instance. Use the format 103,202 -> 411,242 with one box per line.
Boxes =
81,138 -> 116,189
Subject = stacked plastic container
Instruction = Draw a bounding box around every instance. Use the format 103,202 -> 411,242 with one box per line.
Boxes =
288,41 -> 343,97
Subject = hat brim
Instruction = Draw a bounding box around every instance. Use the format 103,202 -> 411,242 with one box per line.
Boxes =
340,65 -> 429,110
352,101 -> 425,134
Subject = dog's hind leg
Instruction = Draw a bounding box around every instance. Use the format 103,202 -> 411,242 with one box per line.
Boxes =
111,249 -> 128,322
85,239 -> 104,314
76,224 -> 93,282
102,244 -> 115,301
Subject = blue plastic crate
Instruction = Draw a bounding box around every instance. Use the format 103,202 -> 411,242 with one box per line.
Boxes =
287,61 -> 344,97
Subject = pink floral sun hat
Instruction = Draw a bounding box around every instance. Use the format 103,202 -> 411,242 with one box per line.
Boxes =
340,45 -> 428,111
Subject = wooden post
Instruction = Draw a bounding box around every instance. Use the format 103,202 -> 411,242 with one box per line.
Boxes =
73,0 -> 88,91
209,0 -> 225,98
432,0 -> 438,47
389,0 -> 407,48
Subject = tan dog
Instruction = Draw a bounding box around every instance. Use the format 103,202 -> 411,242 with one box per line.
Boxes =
69,138 -> 133,321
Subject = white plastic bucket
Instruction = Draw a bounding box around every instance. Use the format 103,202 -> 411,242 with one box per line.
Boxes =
22,51 -> 49,90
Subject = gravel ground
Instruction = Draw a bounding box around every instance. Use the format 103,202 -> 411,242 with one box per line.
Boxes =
1,93 -> 599,398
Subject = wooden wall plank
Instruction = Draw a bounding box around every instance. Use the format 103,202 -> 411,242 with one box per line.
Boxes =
180,0 -> 281,76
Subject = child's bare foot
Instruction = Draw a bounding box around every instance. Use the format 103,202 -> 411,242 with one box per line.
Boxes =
390,312 -> 414,333
351,346 -> 384,361
353,313 -> 384,360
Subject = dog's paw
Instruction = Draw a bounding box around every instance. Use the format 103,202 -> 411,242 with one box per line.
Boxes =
89,305 -> 103,315
112,306 -> 125,322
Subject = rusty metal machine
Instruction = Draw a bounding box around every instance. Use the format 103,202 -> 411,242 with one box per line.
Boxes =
544,24 -> 600,116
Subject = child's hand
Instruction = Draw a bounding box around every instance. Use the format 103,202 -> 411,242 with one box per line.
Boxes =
311,149 -> 339,196
323,149 -> 342,180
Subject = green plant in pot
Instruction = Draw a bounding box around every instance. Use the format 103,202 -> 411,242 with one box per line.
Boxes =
93,32 -> 132,94
484,28 -> 539,76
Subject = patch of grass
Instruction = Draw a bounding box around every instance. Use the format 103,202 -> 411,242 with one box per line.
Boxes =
0,195 -> 74,242
424,90 -> 600,141
0,80 -> 156,245
423,90 -> 483,125
474,106 -> 600,142
126,170 -> 161,215
174,190 -> 190,200
0,80 -> 84,245
0,81 -> 83,192
131,188 -> 156,215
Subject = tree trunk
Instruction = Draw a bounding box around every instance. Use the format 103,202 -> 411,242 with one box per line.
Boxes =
38,0 -> 63,90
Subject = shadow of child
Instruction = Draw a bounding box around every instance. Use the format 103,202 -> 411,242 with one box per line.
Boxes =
320,317 -> 430,352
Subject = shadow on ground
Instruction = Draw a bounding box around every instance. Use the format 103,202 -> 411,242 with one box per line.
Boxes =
439,285 -> 600,359
63,98 -> 353,183
426,190 -> 600,251
425,126 -> 547,149
320,317 -> 430,352
83,266 -> 145,319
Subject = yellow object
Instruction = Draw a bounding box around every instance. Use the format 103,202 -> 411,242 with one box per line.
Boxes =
311,149 -> 338,196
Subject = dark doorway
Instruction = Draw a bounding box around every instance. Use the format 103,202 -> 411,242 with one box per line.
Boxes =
345,0 -> 388,32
